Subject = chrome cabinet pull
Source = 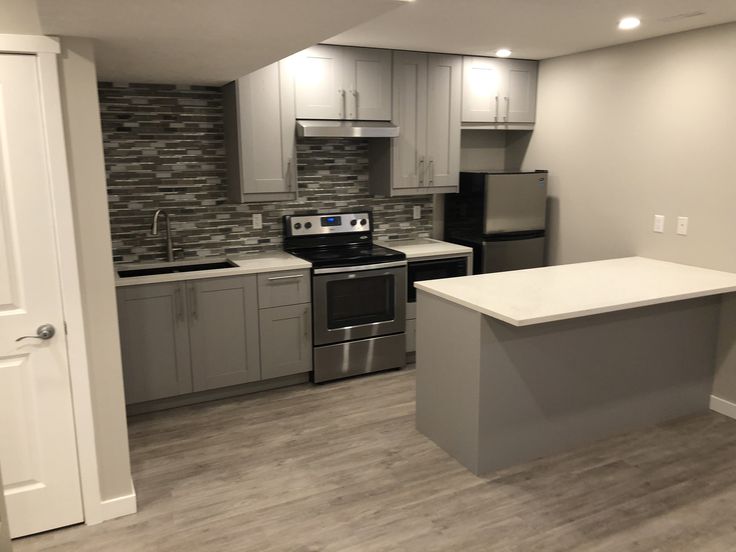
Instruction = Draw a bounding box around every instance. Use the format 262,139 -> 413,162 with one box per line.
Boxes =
16,324 -> 55,342
351,89 -> 358,118
418,157 -> 425,186
286,158 -> 293,189
338,89 -> 346,118
504,96 -> 510,121
267,274 -> 303,281
494,95 -> 499,122
188,284 -> 198,320
428,159 -> 434,186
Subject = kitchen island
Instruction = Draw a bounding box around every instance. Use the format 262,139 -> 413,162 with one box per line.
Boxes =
415,257 -> 736,474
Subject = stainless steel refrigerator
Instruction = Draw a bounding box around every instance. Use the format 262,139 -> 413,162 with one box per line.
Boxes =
444,170 -> 548,274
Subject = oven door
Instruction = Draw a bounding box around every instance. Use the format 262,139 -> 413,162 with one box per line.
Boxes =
312,261 -> 406,346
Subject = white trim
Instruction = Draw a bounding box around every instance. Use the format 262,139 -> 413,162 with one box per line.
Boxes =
92,489 -> 137,524
710,395 -> 736,420
34,50 -> 136,524
0,34 -> 59,55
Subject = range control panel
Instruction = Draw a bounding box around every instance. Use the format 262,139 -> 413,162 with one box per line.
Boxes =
286,212 -> 371,237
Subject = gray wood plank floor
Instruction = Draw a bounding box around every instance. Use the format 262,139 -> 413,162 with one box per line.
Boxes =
14,367 -> 736,551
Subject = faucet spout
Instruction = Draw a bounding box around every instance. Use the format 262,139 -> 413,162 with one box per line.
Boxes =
151,209 -> 177,262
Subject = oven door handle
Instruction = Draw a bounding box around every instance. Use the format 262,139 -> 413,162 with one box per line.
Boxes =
313,261 -> 407,275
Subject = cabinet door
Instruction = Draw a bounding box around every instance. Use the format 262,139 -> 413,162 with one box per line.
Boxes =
294,45 -> 344,119
503,59 -> 538,123
117,282 -> 192,404
188,276 -> 260,391
461,56 -> 504,122
260,304 -> 312,380
238,61 -> 295,196
391,51 -> 428,190
342,47 -> 392,120
426,54 -> 461,189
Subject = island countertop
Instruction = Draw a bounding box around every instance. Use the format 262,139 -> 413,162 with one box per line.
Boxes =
414,256 -> 736,326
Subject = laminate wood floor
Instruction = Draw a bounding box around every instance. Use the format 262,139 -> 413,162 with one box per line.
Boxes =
15,368 -> 736,551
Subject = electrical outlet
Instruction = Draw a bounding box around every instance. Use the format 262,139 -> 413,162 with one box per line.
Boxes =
677,216 -> 688,236
653,214 -> 665,233
253,213 -> 263,230
413,205 -> 421,220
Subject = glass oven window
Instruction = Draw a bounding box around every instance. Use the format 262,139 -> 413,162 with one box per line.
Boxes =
326,274 -> 395,329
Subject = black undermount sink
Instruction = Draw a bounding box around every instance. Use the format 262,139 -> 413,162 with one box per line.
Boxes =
117,260 -> 238,278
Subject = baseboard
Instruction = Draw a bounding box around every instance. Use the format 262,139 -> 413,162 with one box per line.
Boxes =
710,395 -> 736,420
88,485 -> 137,525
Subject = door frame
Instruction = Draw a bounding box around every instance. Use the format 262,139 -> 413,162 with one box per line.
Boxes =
0,34 -> 130,527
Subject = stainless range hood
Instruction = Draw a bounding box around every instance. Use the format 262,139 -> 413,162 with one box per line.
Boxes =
296,120 -> 399,138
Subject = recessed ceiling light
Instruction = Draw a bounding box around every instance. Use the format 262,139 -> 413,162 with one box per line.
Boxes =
618,16 -> 641,30
495,48 -> 512,58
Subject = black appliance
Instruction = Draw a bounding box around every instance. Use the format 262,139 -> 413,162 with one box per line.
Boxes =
407,257 -> 469,303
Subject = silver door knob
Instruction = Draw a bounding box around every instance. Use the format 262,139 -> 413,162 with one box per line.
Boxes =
16,324 -> 56,342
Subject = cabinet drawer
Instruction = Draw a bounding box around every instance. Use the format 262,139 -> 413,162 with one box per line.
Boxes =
258,270 -> 310,308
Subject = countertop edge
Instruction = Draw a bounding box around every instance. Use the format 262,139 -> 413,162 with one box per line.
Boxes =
415,282 -> 736,326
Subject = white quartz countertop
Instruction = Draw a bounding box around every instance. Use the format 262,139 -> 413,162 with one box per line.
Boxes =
115,251 -> 311,287
414,256 -> 736,326
378,238 -> 472,260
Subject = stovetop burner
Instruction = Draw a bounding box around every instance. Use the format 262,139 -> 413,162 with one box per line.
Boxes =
283,211 -> 406,268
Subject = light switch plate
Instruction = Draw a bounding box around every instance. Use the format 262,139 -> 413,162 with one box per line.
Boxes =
413,206 -> 421,220
677,216 -> 688,235
653,214 -> 665,233
253,213 -> 263,230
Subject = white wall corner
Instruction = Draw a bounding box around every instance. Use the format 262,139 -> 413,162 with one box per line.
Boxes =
709,395 -> 736,420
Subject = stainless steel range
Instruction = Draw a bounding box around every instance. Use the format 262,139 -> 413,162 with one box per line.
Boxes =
284,211 -> 407,383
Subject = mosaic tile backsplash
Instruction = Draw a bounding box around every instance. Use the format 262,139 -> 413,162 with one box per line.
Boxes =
99,82 -> 434,264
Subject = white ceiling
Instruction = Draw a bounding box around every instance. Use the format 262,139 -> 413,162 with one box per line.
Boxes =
36,0 -> 409,84
326,0 -> 736,60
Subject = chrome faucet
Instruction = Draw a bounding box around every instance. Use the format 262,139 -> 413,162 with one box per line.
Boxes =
151,209 -> 180,262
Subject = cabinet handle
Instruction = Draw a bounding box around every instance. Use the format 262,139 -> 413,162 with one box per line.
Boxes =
286,158 -> 293,189
351,89 -> 358,119
338,89 -> 346,118
429,159 -> 434,186
504,96 -> 510,121
188,284 -> 198,320
303,307 -> 309,339
267,274 -> 303,281
175,286 -> 184,321
494,95 -> 499,122
418,157 -> 425,186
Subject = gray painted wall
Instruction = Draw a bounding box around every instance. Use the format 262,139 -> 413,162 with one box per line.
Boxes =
58,39 -> 133,501
521,23 -> 736,402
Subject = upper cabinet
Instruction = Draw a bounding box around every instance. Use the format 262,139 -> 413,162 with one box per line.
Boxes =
294,45 -> 392,121
462,57 -> 538,124
224,59 -> 297,203
369,51 -> 461,196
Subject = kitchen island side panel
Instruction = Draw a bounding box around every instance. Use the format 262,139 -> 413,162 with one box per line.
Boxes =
415,291 -> 483,473
475,296 -> 721,474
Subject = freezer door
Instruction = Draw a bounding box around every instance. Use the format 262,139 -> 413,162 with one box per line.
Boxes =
484,173 -> 547,234
482,236 -> 545,273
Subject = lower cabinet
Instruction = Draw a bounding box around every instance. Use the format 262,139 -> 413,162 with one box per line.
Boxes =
117,281 -> 192,404
188,276 -> 260,392
259,304 -> 312,380
117,270 -> 313,406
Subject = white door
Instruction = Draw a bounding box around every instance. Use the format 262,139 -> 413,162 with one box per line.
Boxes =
342,47 -> 391,120
391,51 -> 427,190
426,54 -> 461,189
503,59 -> 538,123
461,56 -> 504,123
294,45 -> 343,119
0,55 -> 83,537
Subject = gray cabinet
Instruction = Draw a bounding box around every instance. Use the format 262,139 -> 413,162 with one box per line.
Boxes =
294,45 -> 392,120
370,51 -> 461,197
259,304 -> 312,379
224,60 -> 297,203
188,276 -> 260,391
117,282 -> 192,404
257,270 -> 310,308
462,56 -> 538,124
